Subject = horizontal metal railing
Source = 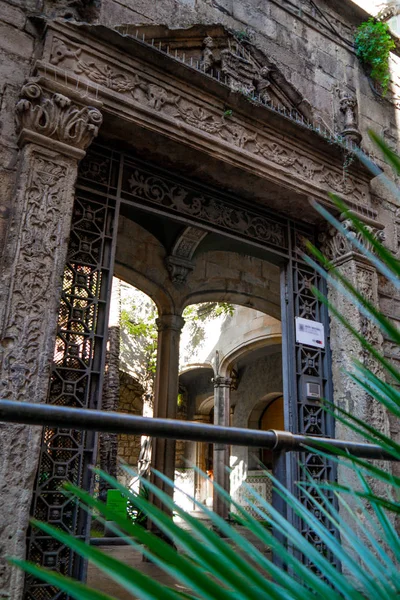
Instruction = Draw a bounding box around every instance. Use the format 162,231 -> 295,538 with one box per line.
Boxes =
0,400 -> 397,461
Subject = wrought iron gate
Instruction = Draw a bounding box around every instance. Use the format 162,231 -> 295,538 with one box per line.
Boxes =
24,147 -> 121,598
23,142 -> 336,598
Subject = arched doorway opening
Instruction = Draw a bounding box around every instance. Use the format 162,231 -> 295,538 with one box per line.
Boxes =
178,302 -> 282,518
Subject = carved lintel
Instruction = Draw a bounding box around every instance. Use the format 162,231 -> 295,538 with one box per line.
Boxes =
16,82 -> 103,153
165,255 -> 194,285
319,218 -> 385,266
338,90 -> 362,146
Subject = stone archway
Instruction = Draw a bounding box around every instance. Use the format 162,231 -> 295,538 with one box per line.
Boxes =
2,16 -> 386,598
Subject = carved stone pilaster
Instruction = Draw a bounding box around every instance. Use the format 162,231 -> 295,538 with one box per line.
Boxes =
0,82 -> 103,600
320,223 -> 390,537
338,90 -> 362,146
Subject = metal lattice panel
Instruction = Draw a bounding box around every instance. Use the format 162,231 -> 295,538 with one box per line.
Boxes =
286,230 -> 337,569
24,151 -> 119,599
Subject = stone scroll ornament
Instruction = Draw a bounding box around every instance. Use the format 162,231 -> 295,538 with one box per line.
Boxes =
319,219 -> 385,263
15,82 -> 103,150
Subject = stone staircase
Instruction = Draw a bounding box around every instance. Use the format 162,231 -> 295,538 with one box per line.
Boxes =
87,513 -> 272,599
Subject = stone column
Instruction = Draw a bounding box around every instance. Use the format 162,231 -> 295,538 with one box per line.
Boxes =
151,314 -> 184,509
193,414 -> 210,504
321,220 -> 390,495
99,278 -> 121,500
212,375 -> 232,519
0,81 -> 102,599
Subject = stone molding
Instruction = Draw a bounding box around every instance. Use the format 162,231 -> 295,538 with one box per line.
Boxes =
16,81 -> 103,156
37,22 -> 374,214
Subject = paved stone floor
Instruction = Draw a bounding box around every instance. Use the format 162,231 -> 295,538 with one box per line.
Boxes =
87,544 -> 188,599
87,516 -> 272,599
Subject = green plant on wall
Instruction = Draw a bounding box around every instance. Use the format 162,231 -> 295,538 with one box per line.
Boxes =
354,17 -> 395,95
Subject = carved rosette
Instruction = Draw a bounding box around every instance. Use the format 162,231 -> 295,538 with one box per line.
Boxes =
16,82 -> 103,152
319,219 -> 385,265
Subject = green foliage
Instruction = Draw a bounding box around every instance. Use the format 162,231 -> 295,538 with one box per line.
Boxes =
121,302 -> 158,375
354,17 -> 395,95
12,136 -> 400,598
182,302 -> 235,353
223,108 -> 233,118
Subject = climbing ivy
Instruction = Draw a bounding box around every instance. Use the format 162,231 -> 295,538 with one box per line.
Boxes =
354,17 -> 395,95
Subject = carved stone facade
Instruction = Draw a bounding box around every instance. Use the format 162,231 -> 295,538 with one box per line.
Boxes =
0,1 -> 399,598
0,81 -> 102,598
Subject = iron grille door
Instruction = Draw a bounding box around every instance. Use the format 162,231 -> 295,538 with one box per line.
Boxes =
280,223 -> 337,569
23,147 -> 120,600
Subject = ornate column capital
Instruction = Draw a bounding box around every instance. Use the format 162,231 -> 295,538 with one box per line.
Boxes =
156,314 -> 185,332
16,81 -> 103,159
212,375 -> 232,388
319,218 -> 385,267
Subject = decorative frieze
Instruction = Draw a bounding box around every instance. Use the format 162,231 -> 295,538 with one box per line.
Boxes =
43,30 -> 370,207
125,164 -> 287,249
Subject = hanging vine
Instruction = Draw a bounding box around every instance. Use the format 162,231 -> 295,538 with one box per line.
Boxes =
354,17 -> 395,96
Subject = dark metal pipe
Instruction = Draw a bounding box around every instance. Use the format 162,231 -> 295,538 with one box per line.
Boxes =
0,400 -> 396,461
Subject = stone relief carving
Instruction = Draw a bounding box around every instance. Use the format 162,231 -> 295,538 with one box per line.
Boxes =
0,155 -> 69,402
126,168 -> 287,249
319,219 -> 385,263
338,90 -> 362,146
47,39 -> 368,204
50,37 -> 82,65
220,45 -> 257,94
16,82 -> 103,150
165,256 -> 194,285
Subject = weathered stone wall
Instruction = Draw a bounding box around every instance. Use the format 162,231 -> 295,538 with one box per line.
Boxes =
0,4 -> 38,299
94,0 -> 398,151
117,371 -> 144,467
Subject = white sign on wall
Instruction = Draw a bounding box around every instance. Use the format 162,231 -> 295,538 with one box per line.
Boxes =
295,317 -> 325,349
